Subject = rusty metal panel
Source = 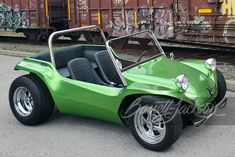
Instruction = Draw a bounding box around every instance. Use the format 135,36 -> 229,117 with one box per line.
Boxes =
0,0 -> 29,31
101,0 -> 109,8
1,0 -> 234,45
100,0 -> 111,32
89,0 -> 98,8
76,0 -> 89,26
70,0 -> 81,28
112,0 -> 124,8
139,0 -> 151,7
69,0 -> 76,27
108,0 -> 176,38
179,0 -> 235,44
129,0 -> 234,44
90,10 -> 98,25
29,0 -> 38,27
0,0 -> 48,31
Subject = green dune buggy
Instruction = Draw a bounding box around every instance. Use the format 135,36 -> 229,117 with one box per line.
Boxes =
9,25 -> 227,151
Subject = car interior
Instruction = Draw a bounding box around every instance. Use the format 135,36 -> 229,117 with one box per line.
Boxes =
32,45 -> 125,87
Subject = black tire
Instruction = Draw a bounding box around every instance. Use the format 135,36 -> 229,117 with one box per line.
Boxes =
84,32 -> 104,44
215,69 -> 227,103
125,96 -> 182,151
137,38 -> 152,46
9,74 -> 54,125
70,34 -> 81,42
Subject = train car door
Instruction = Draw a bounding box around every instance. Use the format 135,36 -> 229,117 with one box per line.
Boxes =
48,0 -> 69,31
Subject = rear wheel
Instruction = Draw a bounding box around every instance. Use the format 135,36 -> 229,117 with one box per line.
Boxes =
125,96 -> 182,151
9,74 -> 54,125
24,30 -> 43,42
215,69 -> 227,103
84,32 -> 104,44
70,33 -> 81,42
136,38 -> 151,46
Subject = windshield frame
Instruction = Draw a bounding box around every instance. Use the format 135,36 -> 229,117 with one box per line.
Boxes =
106,30 -> 165,57
106,30 -> 166,72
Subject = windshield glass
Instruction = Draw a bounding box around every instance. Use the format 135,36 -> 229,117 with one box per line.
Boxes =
107,31 -> 164,69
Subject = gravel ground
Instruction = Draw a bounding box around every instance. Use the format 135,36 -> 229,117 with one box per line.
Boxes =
217,63 -> 235,80
0,40 -> 235,80
0,39 -> 67,53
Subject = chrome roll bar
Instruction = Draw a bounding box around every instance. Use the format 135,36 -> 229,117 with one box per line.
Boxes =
48,25 -> 127,86
48,25 -> 107,66
48,26 -> 163,87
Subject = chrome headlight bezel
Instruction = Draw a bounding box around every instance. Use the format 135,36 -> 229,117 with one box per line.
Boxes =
205,58 -> 216,71
175,74 -> 189,91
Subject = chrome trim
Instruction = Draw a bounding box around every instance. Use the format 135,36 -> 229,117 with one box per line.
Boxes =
106,30 -> 165,86
193,97 -> 227,127
204,58 -> 217,71
106,30 -> 165,55
105,42 -> 128,86
13,87 -> 33,117
134,106 -> 166,144
48,25 -> 107,66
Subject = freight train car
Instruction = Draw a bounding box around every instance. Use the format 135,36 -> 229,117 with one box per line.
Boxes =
0,0 -> 235,45
0,0 -> 69,41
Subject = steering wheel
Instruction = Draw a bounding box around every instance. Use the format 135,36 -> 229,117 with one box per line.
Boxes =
137,50 -> 150,62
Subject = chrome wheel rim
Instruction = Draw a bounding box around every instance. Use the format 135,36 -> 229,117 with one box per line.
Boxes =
13,87 -> 33,117
134,106 -> 166,144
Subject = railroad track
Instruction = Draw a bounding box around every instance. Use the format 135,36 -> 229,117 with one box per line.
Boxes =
159,39 -> 235,52
1,35 -> 235,64
1,35 -> 235,51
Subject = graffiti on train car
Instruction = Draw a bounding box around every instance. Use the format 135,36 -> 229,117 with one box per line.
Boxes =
0,3 -> 29,31
222,0 -> 235,43
109,1 -> 185,39
152,6 -> 174,39
108,0 -> 235,44
222,0 -> 235,16
191,16 -> 211,33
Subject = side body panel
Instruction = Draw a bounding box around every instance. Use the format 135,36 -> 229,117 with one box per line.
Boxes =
14,58 -> 124,124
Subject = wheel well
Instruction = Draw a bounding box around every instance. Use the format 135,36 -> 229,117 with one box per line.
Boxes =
118,94 -> 192,125
28,73 -> 55,105
16,28 -> 54,42
118,94 -> 143,125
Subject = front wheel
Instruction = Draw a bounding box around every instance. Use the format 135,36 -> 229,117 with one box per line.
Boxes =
9,74 -> 54,125
126,96 -> 182,151
215,69 -> 227,103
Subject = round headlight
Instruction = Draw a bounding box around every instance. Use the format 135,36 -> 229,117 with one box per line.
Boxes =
205,58 -> 216,71
175,74 -> 189,91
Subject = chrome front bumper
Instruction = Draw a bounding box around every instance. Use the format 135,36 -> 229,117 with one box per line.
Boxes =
193,97 -> 227,127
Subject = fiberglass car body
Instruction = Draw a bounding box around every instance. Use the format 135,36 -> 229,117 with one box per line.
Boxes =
9,25 -> 227,151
